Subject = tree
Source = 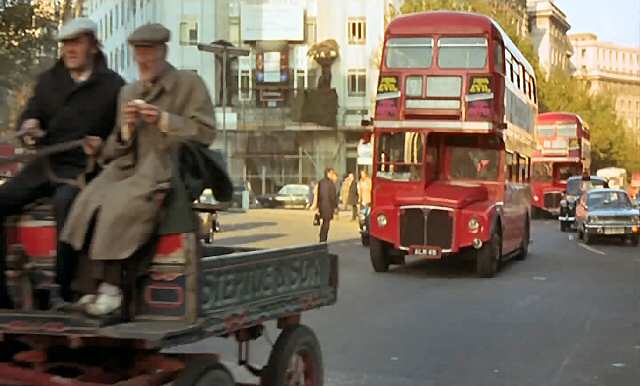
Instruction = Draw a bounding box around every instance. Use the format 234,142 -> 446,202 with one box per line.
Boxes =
0,0 -> 59,133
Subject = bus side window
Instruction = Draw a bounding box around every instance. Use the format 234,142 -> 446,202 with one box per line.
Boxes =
494,42 -> 504,75
426,134 -> 441,182
505,152 -> 514,182
518,154 -> 527,183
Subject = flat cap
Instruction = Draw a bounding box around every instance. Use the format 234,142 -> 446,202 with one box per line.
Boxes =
128,23 -> 171,46
56,17 -> 97,42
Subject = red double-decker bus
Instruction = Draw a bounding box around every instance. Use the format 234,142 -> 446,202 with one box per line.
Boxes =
369,11 -> 537,277
531,112 -> 591,216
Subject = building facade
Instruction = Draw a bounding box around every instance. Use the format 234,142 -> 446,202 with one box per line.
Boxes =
84,0 -> 225,92
569,33 -> 640,139
215,0 -> 387,193
527,0 -> 572,73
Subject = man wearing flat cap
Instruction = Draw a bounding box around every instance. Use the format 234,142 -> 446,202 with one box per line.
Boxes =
0,18 -> 124,309
61,23 -> 216,316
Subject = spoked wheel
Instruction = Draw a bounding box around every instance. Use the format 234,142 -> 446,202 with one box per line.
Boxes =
173,358 -> 234,386
261,324 -> 323,386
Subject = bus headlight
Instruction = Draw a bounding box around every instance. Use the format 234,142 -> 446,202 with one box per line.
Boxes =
376,214 -> 388,228
533,195 -> 539,202
468,218 -> 480,233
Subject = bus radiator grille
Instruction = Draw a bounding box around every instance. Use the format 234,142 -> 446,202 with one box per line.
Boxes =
543,192 -> 563,209
399,208 -> 453,250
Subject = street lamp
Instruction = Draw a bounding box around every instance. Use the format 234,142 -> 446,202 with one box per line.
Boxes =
197,42 -> 250,168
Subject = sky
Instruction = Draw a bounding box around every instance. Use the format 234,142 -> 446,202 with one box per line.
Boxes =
555,0 -> 640,47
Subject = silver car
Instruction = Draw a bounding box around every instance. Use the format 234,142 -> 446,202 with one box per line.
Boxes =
575,189 -> 640,246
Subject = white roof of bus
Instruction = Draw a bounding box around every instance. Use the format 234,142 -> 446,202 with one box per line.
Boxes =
490,18 -> 535,75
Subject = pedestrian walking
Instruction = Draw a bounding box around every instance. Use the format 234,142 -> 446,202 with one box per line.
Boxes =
346,172 -> 359,221
307,180 -> 316,209
316,168 -> 338,242
358,169 -> 372,209
0,18 -> 124,308
339,173 -> 351,210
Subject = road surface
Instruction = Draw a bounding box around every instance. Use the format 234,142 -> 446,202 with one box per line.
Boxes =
174,209 -> 640,386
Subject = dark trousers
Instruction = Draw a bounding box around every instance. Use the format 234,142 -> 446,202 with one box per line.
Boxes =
0,161 -> 80,306
351,205 -> 358,220
319,218 -> 331,242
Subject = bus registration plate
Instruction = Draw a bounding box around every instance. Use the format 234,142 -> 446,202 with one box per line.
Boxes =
413,247 -> 442,259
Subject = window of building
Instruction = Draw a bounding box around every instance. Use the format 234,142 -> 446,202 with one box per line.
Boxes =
115,5 -> 119,28
347,18 -> 366,45
120,45 -> 125,71
114,50 -> 119,72
347,69 -> 367,96
581,48 -> 586,58
121,0 -> 126,25
179,20 -> 198,46
229,17 -> 240,46
294,69 -> 307,90
109,10 -> 113,38
239,69 -> 252,101
305,17 -> 317,44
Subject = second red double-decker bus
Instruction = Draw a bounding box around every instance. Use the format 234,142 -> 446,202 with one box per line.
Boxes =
531,112 -> 591,216
369,11 -> 537,277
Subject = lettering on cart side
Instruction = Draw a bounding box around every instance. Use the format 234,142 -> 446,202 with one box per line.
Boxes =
201,257 -> 323,311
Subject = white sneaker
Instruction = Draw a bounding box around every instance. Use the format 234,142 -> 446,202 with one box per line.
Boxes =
84,283 -> 122,316
75,294 -> 96,307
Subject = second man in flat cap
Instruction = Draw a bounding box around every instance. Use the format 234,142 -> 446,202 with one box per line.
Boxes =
61,23 -> 216,316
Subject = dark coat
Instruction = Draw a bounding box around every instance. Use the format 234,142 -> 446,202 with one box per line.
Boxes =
61,65 -> 216,261
18,53 -> 124,178
347,179 -> 358,205
158,142 -> 233,235
317,177 -> 337,220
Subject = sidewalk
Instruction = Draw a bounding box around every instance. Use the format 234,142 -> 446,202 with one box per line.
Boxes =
215,208 -> 361,249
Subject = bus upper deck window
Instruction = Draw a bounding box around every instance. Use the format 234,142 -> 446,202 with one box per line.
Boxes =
438,37 -> 488,69
385,38 -> 434,68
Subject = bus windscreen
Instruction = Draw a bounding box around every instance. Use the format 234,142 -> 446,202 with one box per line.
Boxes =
438,37 -> 488,69
385,38 -> 434,68
377,132 -> 424,182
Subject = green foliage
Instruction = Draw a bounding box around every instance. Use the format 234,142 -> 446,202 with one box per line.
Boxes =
0,1 -> 58,90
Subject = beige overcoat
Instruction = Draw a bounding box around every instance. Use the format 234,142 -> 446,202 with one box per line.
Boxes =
61,65 -> 215,261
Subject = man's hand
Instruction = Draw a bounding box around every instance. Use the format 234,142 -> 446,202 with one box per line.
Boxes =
123,102 -> 140,127
20,119 -> 45,146
83,136 -> 103,156
138,103 -> 162,125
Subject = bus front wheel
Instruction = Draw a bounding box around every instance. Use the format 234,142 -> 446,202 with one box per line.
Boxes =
476,230 -> 501,278
370,237 -> 391,273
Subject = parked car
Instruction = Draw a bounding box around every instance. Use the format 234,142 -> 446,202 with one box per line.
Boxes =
576,188 -> 640,245
257,184 -> 310,209
559,176 -> 608,232
359,205 -> 371,246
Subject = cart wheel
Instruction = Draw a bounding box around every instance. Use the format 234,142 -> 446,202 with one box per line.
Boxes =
174,359 -> 234,386
261,324 -> 323,386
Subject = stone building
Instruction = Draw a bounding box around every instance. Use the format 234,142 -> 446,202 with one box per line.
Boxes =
569,33 -> 640,142
527,0 -> 572,73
